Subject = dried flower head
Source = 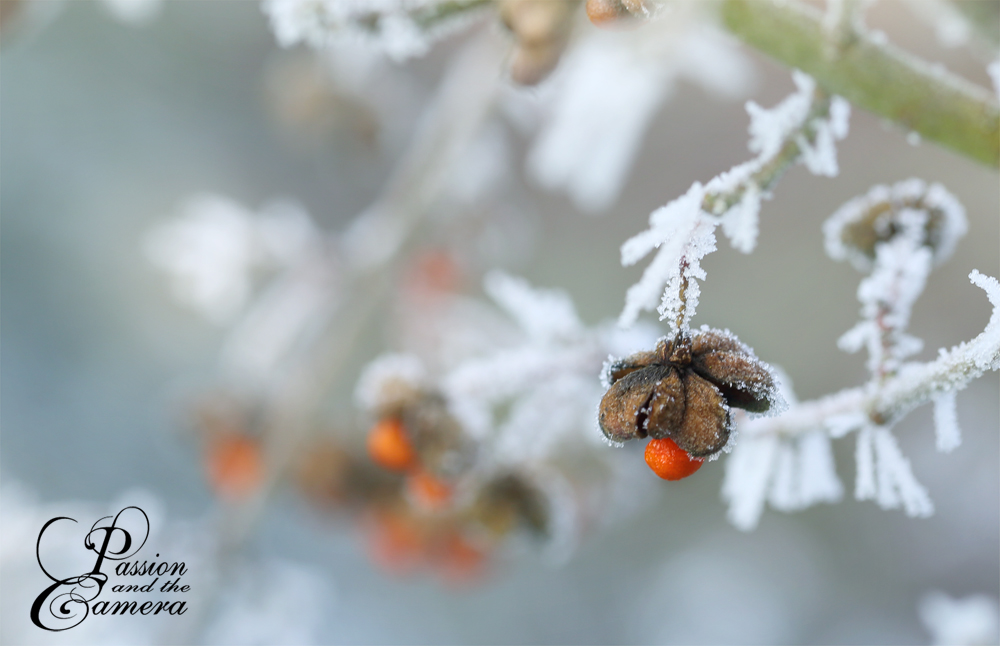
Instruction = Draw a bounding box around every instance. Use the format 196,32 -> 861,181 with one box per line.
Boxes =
599,327 -> 781,457
500,0 -> 577,85
470,473 -> 549,539
824,179 -> 967,272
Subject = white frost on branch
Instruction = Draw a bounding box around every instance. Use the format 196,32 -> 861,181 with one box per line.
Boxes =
525,20 -> 755,213
618,71 -> 850,328
484,271 -> 582,342
723,372 -> 842,531
932,390 -> 961,453
731,272 -> 1000,527
838,232 -> 932,376
854,424 -> 934,517
262,0 -> 484,62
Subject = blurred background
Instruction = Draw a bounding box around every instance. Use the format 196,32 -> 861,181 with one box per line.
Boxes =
1,1 -> 998,644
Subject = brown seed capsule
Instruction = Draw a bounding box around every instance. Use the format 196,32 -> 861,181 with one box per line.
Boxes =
599,328 -> 779,456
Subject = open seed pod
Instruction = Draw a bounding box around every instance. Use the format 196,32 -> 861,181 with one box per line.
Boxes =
598,328 -> 782,457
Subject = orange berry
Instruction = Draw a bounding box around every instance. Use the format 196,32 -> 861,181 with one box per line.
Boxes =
585,0 -> 642,29
406,470 -> 453,511
585,0 -> 625,26
367,417 -> 416,472
644,437 -> 704,481
206,434 -> 264,501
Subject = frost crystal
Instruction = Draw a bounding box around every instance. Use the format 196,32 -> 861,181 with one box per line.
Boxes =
855,425 -> 933,517
484,271 -> 582,341
618,183 -> 714,330
932,390 -> 961,453
746,71 -> 816,160
723,429 -> 841,531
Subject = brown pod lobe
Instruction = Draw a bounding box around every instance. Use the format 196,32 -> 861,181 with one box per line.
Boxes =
644,367 -> 685,440
598,366 -> 668,442
673,373 -> 732,457
692,351 -> 774,414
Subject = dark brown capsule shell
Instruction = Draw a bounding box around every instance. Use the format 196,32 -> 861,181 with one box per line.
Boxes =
643,367 -> 685,440
672,373 -> 732,457
691,350 -> 774,414
598,366 -> 669,442
606,349 -> 659,385
690,329 -> 750,356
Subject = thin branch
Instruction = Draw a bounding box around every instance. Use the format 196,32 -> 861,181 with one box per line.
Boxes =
719,0 -> 1000,167
742,271 -> 1000,439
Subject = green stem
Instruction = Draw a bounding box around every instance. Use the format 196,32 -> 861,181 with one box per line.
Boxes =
719,0 -> 1000,167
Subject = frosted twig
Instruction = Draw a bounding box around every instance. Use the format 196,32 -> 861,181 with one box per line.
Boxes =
742,271 -> 1000,440
619,70 -> 848,327
174,31 -> 507,644
720,0 -> 1000,166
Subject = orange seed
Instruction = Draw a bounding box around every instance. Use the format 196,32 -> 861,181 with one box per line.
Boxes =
644,437 -> 704,481
367,417 -> 417,472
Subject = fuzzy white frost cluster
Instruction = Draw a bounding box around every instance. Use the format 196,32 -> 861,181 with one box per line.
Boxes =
262,0 -> 483,62
357,272 -> 659,555
526,17 -> 755,214
722,172 -> 998,530
144,194 -> 323,324
723,375 -> 843,531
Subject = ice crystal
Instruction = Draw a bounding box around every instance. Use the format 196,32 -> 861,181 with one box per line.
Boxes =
618,183 -> 713,329
484,271 -> 582,342
854,425 -> 933,517
932,390 -> 961,453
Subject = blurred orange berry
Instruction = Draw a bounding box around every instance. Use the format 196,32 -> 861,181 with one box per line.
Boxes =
437,533 -> 487,586
206,434 -> 265,501
585,0 -> 626,26
406,470 -> 453,511
365,510 -> 424,576
644,437 -> 704,481
410,250 -> 460,295
367,417 -> 417,472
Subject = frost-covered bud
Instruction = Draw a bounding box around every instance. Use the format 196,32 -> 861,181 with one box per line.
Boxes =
356,354 -> 475,479
598,327 -> 782,457
824,179 -> 967,272
500,0 -> 577,85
